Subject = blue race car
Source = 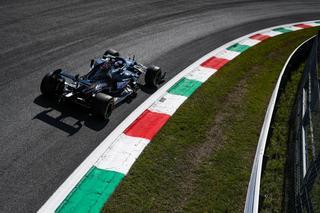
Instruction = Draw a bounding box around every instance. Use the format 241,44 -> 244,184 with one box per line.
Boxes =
40,49 -> 165,120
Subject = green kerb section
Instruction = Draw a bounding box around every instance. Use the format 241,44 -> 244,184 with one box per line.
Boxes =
168,77 -> 202,97
56,167 -> 124,213
272,27 -> 292,33
226,43 -> 250,52
316,21 -> 320,24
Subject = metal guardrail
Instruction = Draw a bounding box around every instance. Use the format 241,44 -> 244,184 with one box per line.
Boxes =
244,32 -> 319,213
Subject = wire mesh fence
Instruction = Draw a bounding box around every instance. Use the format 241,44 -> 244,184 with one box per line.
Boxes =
244,32 -> 319,213
290,31 -> 320,213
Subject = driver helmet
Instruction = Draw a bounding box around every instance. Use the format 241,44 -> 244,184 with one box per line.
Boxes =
114,60 -> 123,68
101,60 -> 111,71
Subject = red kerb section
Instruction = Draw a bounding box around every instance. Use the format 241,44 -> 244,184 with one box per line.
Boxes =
294,24 -> 312,29
200,57 -> 229,70
250,34 -> 271,41
124,110 -> 171,140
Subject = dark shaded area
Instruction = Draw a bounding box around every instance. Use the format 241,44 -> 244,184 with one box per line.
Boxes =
33,95 -> 108,135
288,32 -> 320,213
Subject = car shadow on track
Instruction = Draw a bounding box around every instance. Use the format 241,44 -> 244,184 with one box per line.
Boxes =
139,84 -> 158,94
33,95 -> 109,136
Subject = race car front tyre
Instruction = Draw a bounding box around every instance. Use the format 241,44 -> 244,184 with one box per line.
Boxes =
103,49 -> 120,58
40,71 -> 64,96
145,65 -> 162,88
92,93 -> 114,120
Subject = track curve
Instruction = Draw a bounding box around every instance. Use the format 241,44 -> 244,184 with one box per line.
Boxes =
0,0 -> 319,212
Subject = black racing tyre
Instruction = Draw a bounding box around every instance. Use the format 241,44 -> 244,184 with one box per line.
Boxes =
145,65 -> 162,88
55,78 -> 65,95
103,49 -> 120,58
92,93 -> 114,120
40,71 -> 64,96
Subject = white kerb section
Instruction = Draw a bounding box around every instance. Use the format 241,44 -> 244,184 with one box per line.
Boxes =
238,38 -> 261,46
259,30 -> 282,37
148,92 -> 188,116
307,22 -> 320,27
284,26 -> 304,31
215,49 -> 240,60
184,66 -> 217,83
95,134 -> 150,175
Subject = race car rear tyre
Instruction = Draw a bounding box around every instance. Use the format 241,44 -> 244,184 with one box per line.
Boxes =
103,49 -> 120,58
145,65 -> 162,88
92,93 -> 114,120
40,71 -> 64,96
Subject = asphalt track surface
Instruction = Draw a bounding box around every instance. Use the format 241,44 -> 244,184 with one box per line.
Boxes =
0,0 -> 319,212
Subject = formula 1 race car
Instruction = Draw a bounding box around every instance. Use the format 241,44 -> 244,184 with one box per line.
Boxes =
40,49 -> 165,120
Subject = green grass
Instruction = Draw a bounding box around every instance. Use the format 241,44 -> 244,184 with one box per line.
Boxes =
103,27 -> 319,212
311,175 -> 320,212
259,62 -> 305,212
